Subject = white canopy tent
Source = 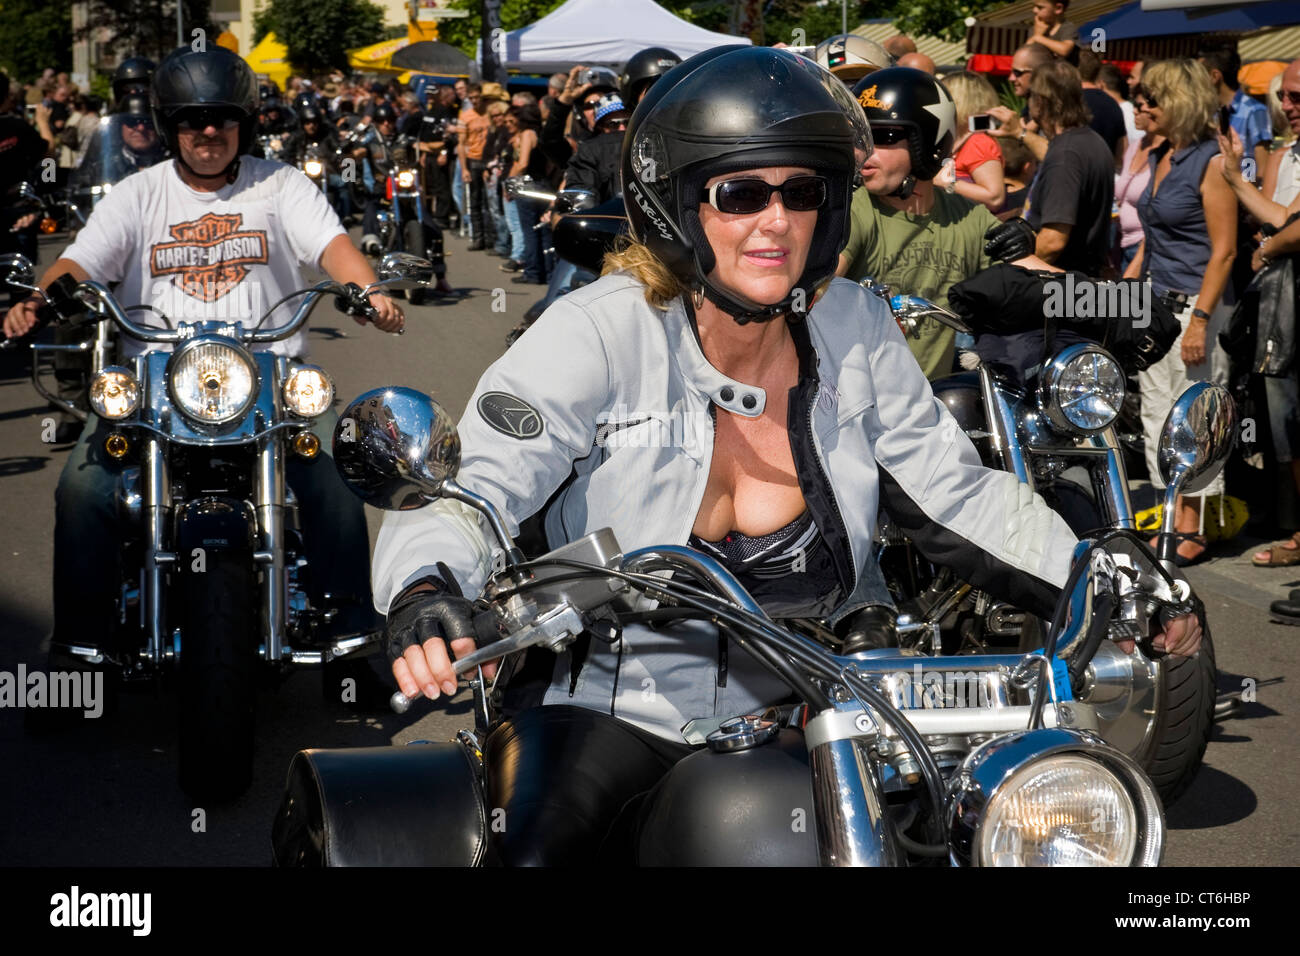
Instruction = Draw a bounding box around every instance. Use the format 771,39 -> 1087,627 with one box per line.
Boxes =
482,0 -> 750,75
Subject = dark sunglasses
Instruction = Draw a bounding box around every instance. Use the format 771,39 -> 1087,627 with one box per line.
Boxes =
1136,88 -> 1157,109
871,125 -> 909,146
1277,89 -> 1300,105
581,99 -> 602,110
1009,67 -> 1032,79
121,116 -> 152,129
701,175 -> 828,214
176,108 -> 241,132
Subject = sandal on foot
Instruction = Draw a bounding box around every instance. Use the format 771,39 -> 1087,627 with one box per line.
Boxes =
1172,533 -> 1210,568
1252,531 -> 1300,568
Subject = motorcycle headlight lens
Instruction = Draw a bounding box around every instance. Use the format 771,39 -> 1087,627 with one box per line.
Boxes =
397,169 -> 415,189
304,159 -> 324,177
168,339 -> 257,424
89,367 -> 140,420
980,755 -> 1137,866
283,365 -> 334,418
1042,346 -> 1125,435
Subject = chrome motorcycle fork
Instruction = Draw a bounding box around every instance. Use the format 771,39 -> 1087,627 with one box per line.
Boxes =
805,707 -> 900,867
255,438 -> 287,662
91,320 -> 111,375
1096,427 -> 1135,529
980,365 -> 1033,489
143,435 -> 172,664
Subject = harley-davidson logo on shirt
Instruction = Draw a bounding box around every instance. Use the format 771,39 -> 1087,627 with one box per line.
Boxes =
149,212 -> 269,303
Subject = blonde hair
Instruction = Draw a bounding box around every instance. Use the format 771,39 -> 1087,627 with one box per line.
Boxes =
601,236 -> 687,309
942,71 -> 999,129
485,100 -> 508,117
1141,59 -> 1217,148
1267,71 -> 1294,144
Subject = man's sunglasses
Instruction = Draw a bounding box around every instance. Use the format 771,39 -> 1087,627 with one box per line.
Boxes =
1009,67 -> 1032,79
1277,89 -> 1300,105
701,175 -> 828,214
176,108 -> 242,132
870,125 -> 909,146
121,116 -> 153,130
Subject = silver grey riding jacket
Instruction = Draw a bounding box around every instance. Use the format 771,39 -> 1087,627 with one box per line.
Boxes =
372,273 -> 1078,741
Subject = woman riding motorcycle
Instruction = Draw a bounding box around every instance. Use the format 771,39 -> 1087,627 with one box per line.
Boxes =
372,46 -> 1202,865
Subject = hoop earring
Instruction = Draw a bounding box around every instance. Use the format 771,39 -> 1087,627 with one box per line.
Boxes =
692,286 -> 705,311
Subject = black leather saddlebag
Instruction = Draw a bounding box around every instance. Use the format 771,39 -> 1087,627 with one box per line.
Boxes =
272,741 -> 488,866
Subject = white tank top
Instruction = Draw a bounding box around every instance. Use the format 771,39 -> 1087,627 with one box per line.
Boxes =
1274,144 -> 1300,206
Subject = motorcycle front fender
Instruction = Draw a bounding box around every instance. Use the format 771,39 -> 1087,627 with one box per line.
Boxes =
173,496 -> 257,561
272,741 -> 488,866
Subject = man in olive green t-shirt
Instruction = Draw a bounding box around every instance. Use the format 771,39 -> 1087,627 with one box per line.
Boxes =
838,187 -> 998,378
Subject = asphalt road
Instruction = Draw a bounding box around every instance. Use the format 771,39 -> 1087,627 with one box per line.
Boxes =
0,227 -> 1295,867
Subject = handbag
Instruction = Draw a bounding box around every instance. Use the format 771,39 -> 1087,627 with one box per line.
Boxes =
1220,212 -> 1300,376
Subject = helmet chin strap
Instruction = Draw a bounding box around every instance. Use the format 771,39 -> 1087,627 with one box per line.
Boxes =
697,280 -> 808,326
889,174 -> 916,200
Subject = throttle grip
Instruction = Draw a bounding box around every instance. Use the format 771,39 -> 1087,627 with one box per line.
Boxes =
388,607 -> 504,714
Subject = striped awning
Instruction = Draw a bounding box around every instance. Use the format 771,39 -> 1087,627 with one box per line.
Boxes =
965,0 -> 1132,58
849,19 -> 968,69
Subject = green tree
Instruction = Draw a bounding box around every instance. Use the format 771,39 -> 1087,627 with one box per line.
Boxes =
78,1 -> 217,64
253,0 -> 386,74
0,0 -> 73,82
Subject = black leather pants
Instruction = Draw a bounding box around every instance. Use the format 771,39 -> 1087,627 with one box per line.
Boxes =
482,705 -> 694,866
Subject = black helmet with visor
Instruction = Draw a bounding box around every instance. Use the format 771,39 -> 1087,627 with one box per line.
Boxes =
623,45 -> 871,324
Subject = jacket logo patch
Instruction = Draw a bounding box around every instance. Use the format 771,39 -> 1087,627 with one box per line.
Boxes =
478,391 -> 543,439
149,212 -> 269,303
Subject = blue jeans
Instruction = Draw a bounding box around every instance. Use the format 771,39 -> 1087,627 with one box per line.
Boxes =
489,183 -> 511,255
1119,243 -> 1139,273
516,196 -> 547,283
504,198 -> 526,261
451,170 -> 465,226
53,408 -> 374,647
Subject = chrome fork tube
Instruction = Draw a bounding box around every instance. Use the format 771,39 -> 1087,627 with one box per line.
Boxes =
805,708 -> 900,867
143,436 -> 170,664
92,321 -> 111,375
1097,427 -> 1135,529
256,439 -> 286,662
980,366 -> 1033,489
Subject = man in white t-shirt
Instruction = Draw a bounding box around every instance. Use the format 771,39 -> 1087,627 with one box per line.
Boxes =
2,47 -> 403,663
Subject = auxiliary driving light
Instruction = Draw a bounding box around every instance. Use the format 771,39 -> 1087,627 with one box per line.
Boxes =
105,433 -> 130,459
283,365 -> 334,418
89,367 -> 141,420
293,432 -> 321,459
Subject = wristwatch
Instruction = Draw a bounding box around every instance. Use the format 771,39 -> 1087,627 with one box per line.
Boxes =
1191,308 -> 1210,321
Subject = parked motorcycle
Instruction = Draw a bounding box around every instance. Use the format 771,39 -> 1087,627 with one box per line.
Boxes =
500,181 -> 621,345
865,284 -> 1223,806
271,378 -> 1233,866
1,251 -> 436,800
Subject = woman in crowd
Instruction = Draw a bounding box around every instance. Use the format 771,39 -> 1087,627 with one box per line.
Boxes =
1113,88 -> 1165,272
937,70 -> 1006,212
507,104 -> 549,285
1124,59 -> 1238,566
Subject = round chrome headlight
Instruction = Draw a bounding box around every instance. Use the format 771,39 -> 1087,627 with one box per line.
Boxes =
981,754 -> 1137,866
89,366 -> 140,420
304,159 -> 324,178
283,365 -> 334,418
1040,344 -> 1125,435
167,336 -> 257,425
396,169 -> 415,189
948,728 -> 1164,867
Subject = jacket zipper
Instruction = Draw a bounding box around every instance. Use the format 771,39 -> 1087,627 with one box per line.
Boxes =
807,388 -> 857,605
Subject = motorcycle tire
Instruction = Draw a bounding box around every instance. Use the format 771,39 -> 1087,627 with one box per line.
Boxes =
177,551 -> 257,802
1144,614 -> 1216,808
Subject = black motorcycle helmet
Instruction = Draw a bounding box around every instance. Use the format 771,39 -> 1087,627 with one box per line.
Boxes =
623,46 -> 870,324
619,47 -> 682,106
112,56 -> 156,103
298,104 -> 324,127
372,102 -> 398,126
852,67 -> 956,195
152,45 -> 258,177
118,93 -> 156,129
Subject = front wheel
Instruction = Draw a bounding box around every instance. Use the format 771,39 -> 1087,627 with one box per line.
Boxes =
177,552 -> 257,802
1143,615 -> 1216,808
